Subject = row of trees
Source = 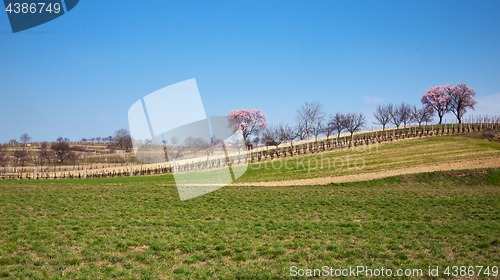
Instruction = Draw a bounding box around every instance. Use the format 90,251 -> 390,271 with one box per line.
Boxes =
81,136 -> 114,144
373,103 -> 434,130
1,129 -> 134,168
229,102 -> 368,150
228,83 -> 478,149
2,83 -> 478,166
261,105 -> 368,149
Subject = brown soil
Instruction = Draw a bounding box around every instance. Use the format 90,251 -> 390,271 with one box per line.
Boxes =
232,156 -> 500,186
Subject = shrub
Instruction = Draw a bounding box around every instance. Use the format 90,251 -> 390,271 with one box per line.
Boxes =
481,128 -> 499,139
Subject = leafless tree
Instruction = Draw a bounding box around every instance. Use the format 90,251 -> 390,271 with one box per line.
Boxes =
13,149 -> 28,175
295,122 -> 308,141
52,138 -> 73,164
296,101 -> 325,139
399,103 -> 412,128
96,137 -> 102,144
225,133 -> 246,159
39,142 -> 51,165
168,136 -> 184,160
310,121 -> 324,140
323,117 -> 336,142
0,146 -> 8,172
373,104 -> 392,131
57,137 -> 70,143
20,133 -> 31,144
183,136 -> 197,148
389,103 -> 404,129
170,136 -> 179,146
410,105 -> 434,127
278,123 -> 297,154
343,112 -> 366,138
261,124 -> 287,149
329,112 -> 346,139
280,124 -> 297,143
9,139 -> 17,145
114,129 -> 133,151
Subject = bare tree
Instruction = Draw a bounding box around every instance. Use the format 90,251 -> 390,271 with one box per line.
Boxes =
261,124 -> 287,149
52,138 -> 73,164
39,142 -> 51,165
225,133 -> 246,159
295,122 -> 308,141
343,112 -> 366,138
373,104 -> 392,131
323,117 -> 336,142
400,103 -> 412,128
280,124 -> 297,143
183,137 -> 206,154
296,101 -> 325,139
56,137 -> 68,143
114,129 -> 132,151
196,138 -> 211,162
389,103 -> 404,129
20,133 -> 31,144
410,105 -> 434,127
279,123 -> 297,152
329,112 -> 346,139
96,137 -> 102,144
310,121 -> 324,140
0,146 -> 8,173
9,139 -> 17,145
390,102 -> 412,129
13,149 -> 28,175
168,136 -> 184,160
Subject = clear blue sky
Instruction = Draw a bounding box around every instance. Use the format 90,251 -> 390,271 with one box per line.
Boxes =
1,0 -> 499,142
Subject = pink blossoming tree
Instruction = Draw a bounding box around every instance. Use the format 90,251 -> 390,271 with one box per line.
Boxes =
449,83 -> 477,124
421,84 -> 453,124
228,109 -> 267,147
421,83 -> 477,124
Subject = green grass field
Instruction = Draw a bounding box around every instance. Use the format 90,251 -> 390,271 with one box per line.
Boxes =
237,135 -> 500,183
1,167 -> 499,279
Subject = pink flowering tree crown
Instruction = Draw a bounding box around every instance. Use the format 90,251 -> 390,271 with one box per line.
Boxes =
228,109 -> 268,146
421,84 -> 453,124
449,83 -> 477,123
421,83 -> 478,124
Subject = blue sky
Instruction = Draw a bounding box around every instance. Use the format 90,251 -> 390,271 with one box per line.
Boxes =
1,0 -> 499,142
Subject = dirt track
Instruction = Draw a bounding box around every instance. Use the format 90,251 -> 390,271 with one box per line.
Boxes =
232,156 -> 500,186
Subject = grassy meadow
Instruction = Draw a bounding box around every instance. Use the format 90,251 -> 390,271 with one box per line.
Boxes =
237,135 -> 500,183
0,167 -> 499,279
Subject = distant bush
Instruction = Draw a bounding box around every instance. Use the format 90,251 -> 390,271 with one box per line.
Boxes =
481,128 -> 500,140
